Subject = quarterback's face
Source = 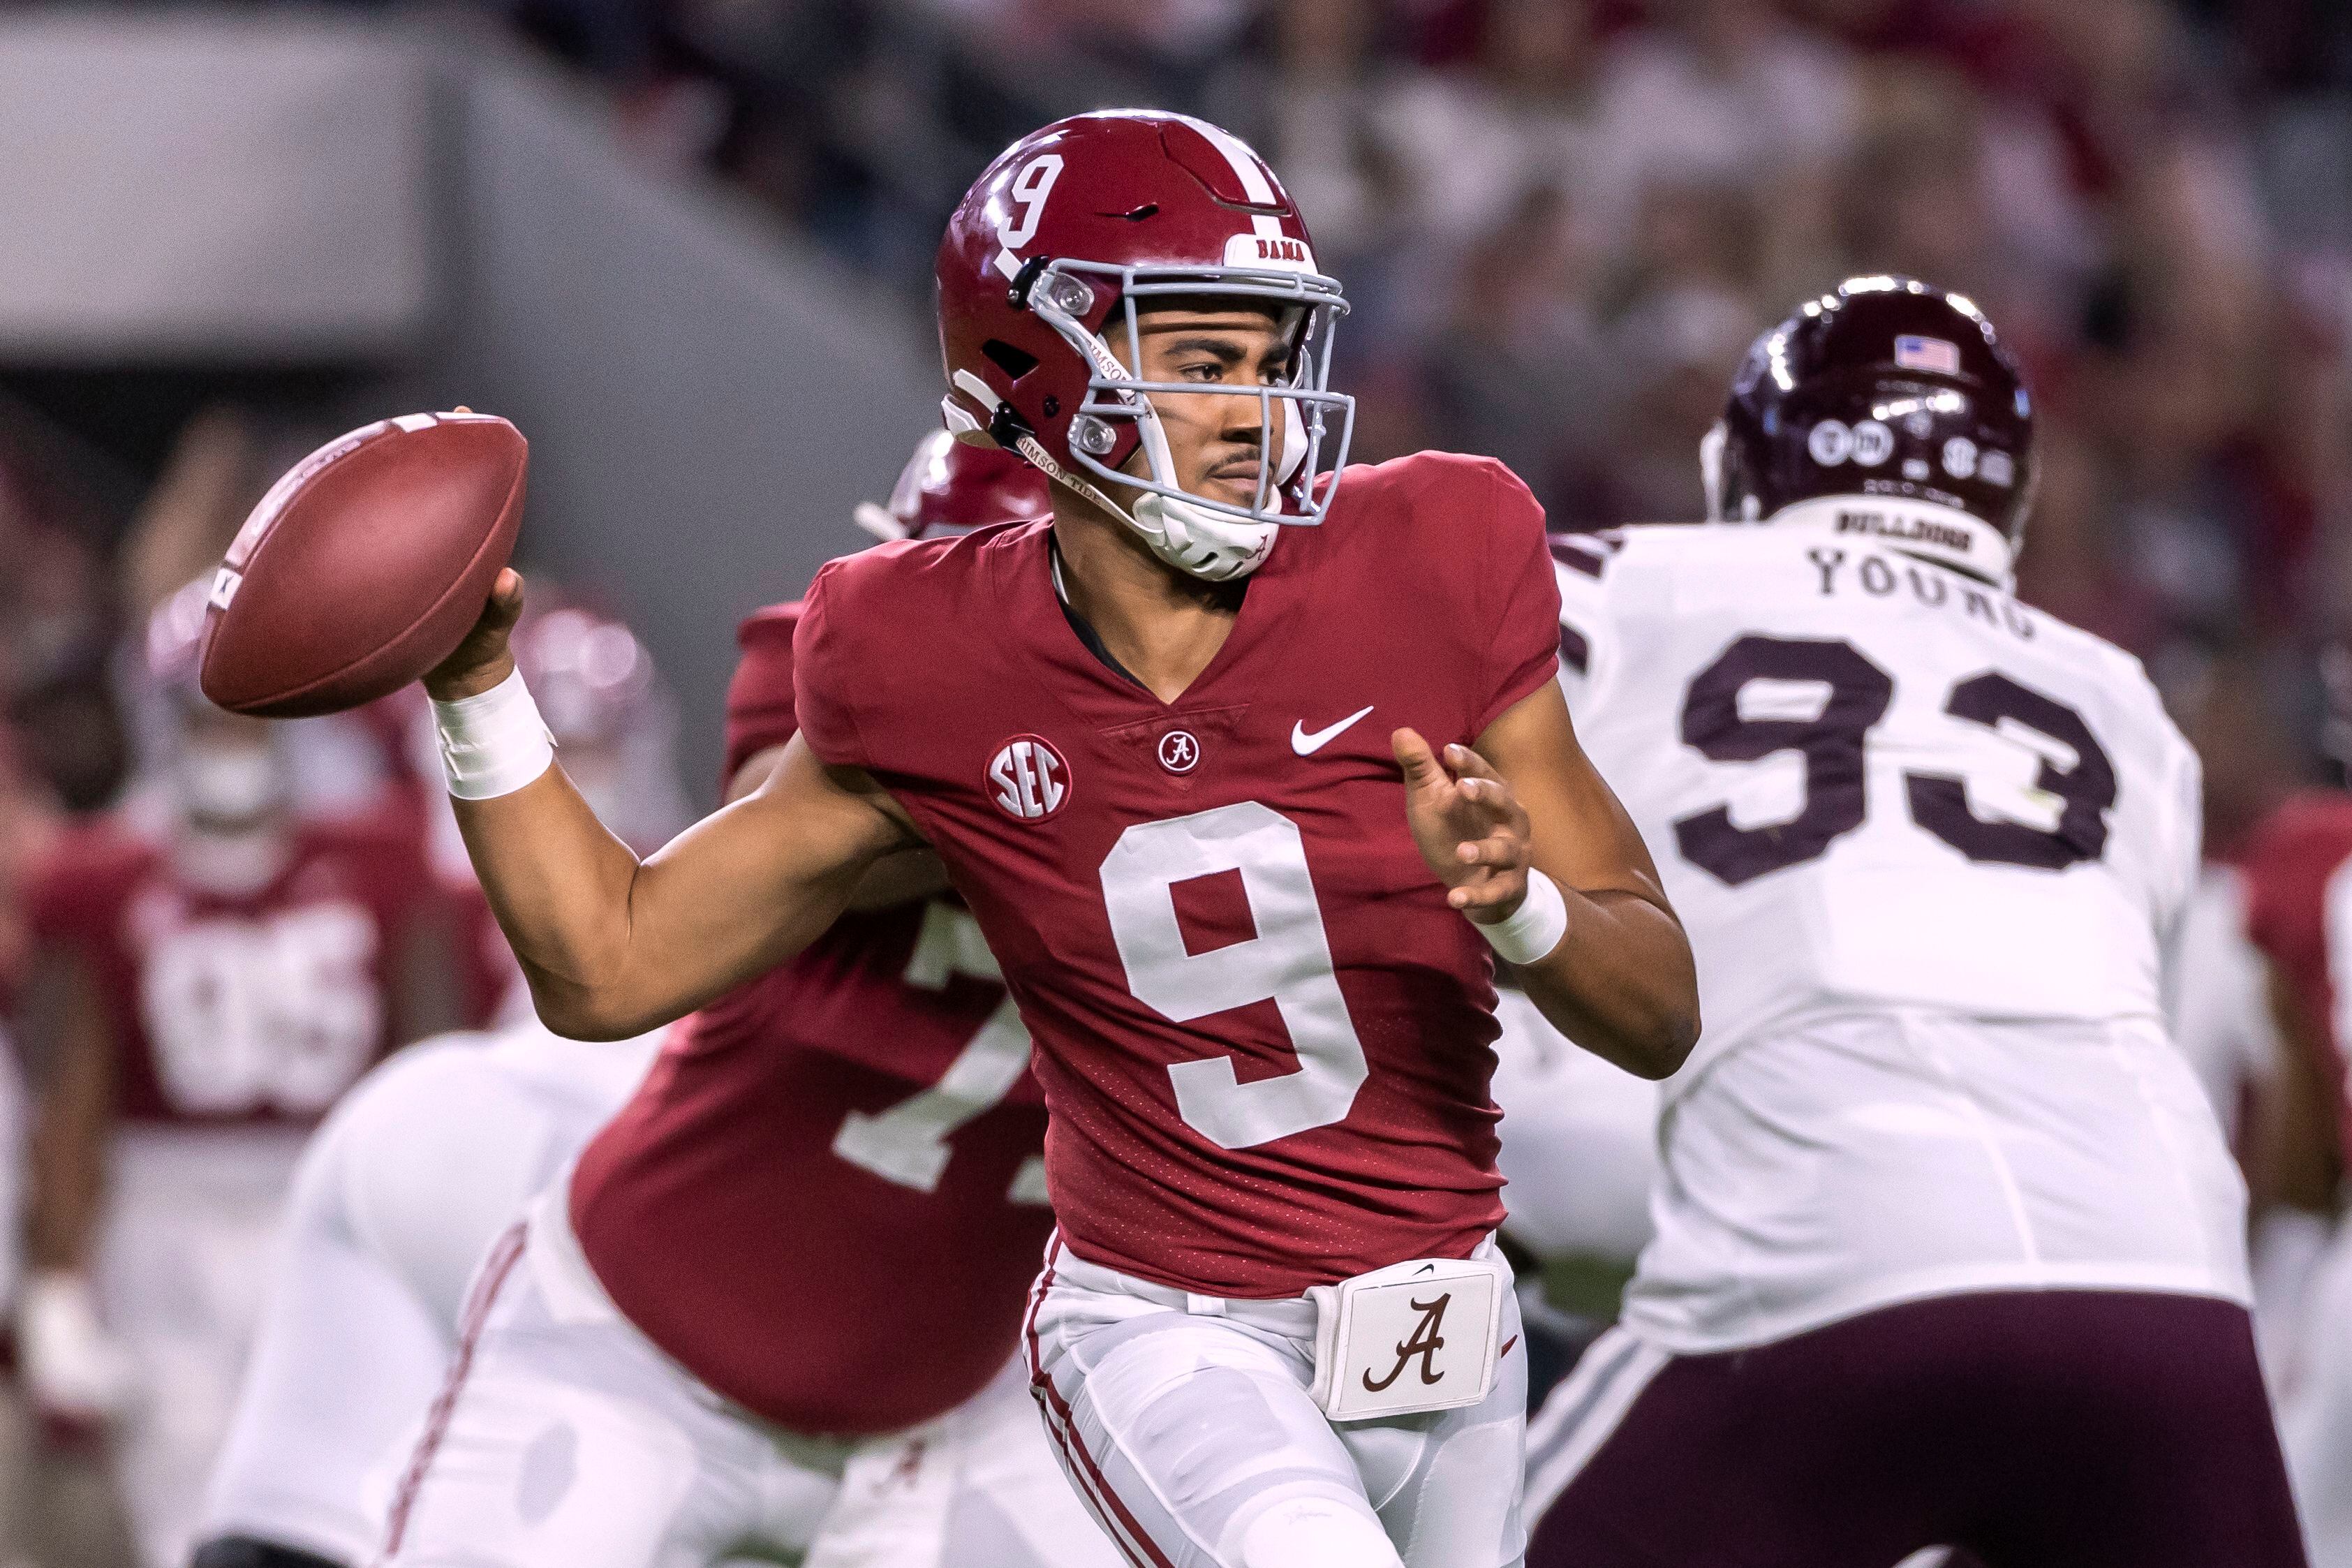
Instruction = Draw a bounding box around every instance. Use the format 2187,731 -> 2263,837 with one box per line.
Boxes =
1116,304 -> 1292,510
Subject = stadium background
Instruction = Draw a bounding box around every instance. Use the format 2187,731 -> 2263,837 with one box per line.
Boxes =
0,0 -> 2347,1559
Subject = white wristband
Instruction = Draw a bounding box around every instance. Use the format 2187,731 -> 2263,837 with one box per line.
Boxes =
1475,868 -> 1569,966
434,667 -> 555,800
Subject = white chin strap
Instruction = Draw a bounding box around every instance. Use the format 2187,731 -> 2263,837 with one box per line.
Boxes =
1118,396 -> 1297,582
1130,491 -> 1278,582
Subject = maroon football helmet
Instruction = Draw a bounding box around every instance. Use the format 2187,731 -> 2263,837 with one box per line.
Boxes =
1706,276 -> 2035,579
855,430 -> 1051,543
935,110 -> 1353,581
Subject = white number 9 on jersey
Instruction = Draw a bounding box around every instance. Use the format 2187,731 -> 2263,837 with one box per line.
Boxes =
1100,803 -> 1370,1149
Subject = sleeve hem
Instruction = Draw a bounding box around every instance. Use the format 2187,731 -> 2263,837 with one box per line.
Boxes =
1470,461 -> 1563,737
1470,648 -> 1563,741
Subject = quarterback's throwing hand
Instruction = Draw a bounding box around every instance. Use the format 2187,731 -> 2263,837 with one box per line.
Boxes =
1393,727 -> 1530,924
424,567 -> 526,701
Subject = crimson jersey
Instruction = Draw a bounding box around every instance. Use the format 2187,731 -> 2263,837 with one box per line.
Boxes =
722,602 -> 801,781
568,602 -> 1057,1437
2242,790 -> 2352,1159
27,815 -> 440,1125
794,452 -> 1562,1297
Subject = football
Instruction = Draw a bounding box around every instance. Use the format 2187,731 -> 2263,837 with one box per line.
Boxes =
198,411 -> 528,718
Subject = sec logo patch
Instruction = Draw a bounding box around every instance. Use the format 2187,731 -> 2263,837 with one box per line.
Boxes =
986,735 -> 1070,821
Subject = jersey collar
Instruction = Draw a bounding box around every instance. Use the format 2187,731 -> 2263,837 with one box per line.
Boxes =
1048,538 -> 1144,690
1760,496 -> 2016,588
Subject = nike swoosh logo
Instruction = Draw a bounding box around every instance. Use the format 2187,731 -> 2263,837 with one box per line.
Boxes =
1291,705 -> 1374,755
1500,1336 -> 1518,1358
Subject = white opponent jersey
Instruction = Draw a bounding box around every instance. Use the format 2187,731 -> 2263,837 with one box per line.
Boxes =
1491,990 -> 1658,1266
1555,521 -> 2249,1352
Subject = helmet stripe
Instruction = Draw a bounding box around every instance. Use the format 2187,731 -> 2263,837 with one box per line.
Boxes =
1179,114 -> 1285,242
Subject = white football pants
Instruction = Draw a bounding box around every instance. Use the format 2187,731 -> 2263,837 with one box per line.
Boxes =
2284,1215 -> 2352,1567
99,1126 -> 313,1568
202,1029 -> 653,1566
1023,1235 -> 1528,1568
383,1188 -> 1123,1568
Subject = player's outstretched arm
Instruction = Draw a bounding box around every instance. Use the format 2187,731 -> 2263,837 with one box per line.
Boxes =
1395,682 -> 1699,1080
427,574 -> 919,1040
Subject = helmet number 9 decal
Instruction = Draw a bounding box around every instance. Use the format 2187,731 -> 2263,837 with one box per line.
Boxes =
1674,634 -> 2117,886
1101,802 -> 1370,1149
993,154 -> 1065,279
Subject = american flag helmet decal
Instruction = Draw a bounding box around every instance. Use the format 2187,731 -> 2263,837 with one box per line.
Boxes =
1894,334 -> 1962,374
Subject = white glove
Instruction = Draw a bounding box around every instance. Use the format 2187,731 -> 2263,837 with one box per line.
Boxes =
17,1269 -> 134,1421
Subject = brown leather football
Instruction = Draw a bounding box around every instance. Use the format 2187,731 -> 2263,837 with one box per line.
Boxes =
199,412 -> 528,718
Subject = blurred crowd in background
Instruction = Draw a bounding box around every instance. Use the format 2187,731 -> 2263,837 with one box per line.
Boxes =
3,0 -> 2352,804
560,0 -> 2352,801
12,0 -> 2352,834
0,0 -> 2347,1556
1,0 -> 2351,1003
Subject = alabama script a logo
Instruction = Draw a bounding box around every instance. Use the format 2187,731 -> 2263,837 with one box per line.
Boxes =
1361,1291 -> 1451,1392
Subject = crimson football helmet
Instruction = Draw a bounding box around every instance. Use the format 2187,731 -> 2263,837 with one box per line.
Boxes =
1705,276 -> 2035,582
854,429 -> 1051,543
936,110 -> 1354,582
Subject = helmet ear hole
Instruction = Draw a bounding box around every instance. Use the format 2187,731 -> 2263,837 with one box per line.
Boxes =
982,340 -> 1040,382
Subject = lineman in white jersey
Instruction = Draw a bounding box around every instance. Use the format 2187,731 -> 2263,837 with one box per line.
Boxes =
192,1019 -> 660,1568
1523,277 -> 2307,1568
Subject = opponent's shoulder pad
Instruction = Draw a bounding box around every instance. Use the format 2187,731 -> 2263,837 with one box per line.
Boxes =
2003,597 -> 2177,717
1548,526 -> 1680,683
